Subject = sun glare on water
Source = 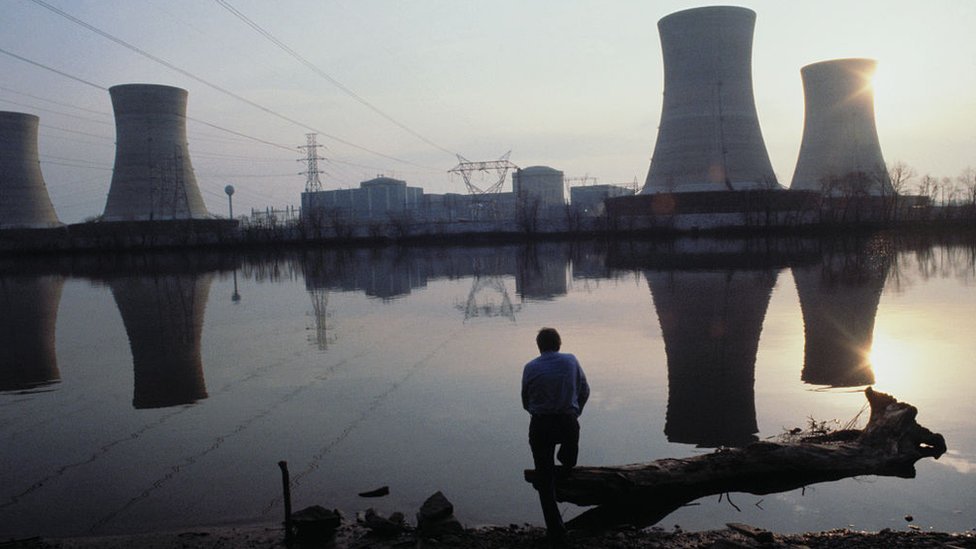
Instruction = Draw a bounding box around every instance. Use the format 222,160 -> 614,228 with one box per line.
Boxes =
868,329 -> 923,396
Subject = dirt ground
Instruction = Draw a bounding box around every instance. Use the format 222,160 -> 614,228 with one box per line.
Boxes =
5,522 -> 976,549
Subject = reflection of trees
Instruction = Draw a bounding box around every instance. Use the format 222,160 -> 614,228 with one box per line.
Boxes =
794,237 -> 892,387
882,236 -> 976,293
0,275 -> 63,392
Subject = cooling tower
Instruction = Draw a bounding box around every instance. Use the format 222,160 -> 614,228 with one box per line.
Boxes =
791,59 -> 892,194
102,84 -> 209,221
641,6 -> 778,194
0,112 -> 62,228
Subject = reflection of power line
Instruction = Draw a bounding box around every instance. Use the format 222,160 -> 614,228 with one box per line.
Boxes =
261,329 -> 461,516
88,350 -> 369,533
455,276 -> 520,322
0,334 -> 349,512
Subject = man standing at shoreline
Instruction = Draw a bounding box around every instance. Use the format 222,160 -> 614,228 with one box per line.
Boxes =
521,327 -> 590,548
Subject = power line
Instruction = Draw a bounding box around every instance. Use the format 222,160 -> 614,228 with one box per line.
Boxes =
0,84 -> 111,116
0,97 -> 114,125
214,0 -> 457,158
1,46 -> 300,154
0,46 -> 107,90
26,0 -> 439,170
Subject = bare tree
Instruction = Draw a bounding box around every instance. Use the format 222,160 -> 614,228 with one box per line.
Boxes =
957,167 -> 976,217
917,174 -> 939,202
888,161 -> 916,193
517,193 -> 542,234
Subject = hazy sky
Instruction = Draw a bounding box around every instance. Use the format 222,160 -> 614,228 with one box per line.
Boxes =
2,0 -> 974,223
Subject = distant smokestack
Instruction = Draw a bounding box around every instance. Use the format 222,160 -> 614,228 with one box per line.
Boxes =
642,6 -> 778,194
790,58 -> 892,194
0,112 -> 62,228
102,84 -> 209,221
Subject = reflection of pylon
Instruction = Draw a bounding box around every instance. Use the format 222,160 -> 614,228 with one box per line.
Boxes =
308,289 -> 335,349
455,276 -> 521,322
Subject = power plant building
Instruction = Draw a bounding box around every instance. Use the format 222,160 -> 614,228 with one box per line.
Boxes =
512,166 -> 565,216
790,58 -> 893,195
102,84 -> 209,221
641,6 -> 779,194
302,176 -> 423,220
0,112 -> 62,229
570,184 -> 633,216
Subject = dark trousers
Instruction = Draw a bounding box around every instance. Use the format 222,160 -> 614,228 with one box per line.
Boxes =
529,414 -> 580,546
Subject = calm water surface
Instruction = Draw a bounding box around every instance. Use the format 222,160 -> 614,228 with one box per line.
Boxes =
1,236 -> 974,538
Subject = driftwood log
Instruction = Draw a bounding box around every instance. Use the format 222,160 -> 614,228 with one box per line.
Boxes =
524,388 -> 946,530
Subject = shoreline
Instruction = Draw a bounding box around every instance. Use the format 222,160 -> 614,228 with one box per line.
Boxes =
8,522 -> 976,548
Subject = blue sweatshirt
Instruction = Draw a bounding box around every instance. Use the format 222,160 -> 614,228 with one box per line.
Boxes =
521,351 -> 590,417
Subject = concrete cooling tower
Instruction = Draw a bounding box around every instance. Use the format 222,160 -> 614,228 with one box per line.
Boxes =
790,59 -> 893,194
642,6 -> 778,194
0,112 -> 62,228
102,84 -> 209,221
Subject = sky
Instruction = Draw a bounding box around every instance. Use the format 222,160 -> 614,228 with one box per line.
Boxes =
1,0 -> 974,223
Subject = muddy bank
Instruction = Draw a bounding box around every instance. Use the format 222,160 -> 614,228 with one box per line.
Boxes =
6,522 -> 976,549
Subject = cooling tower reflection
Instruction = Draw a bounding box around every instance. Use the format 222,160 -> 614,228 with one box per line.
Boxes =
794,239 -> 892,387
0,275 -> 63,392
648,268 -> 776,447
110,271 -> 213,409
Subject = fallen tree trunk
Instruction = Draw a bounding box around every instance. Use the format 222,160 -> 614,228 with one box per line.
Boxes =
524,388 -> 946,530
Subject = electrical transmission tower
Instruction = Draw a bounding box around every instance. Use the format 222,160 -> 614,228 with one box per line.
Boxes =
449,151 -> 518,194
564,174 -> 597,194
448,151 -> 519,219
299,133 -> 325,192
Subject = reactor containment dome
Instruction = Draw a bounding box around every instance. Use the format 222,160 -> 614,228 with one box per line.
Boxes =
641,6 -> 778,195
790,58 -> 892,195
102,84 -> 209,221
0,111 -> 62,229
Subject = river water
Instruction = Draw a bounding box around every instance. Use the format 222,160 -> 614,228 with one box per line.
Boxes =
1,235 -> 974,538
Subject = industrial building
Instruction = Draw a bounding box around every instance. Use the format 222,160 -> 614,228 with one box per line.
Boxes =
302,175 -> 526,225
512,166 -> 565,218
790,58 -> 893,195
301,176 -> 423,221
570,184 -> 633,216
102,84 -> 210,221
641,6 -> 779,194
0,112 -> 62,229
